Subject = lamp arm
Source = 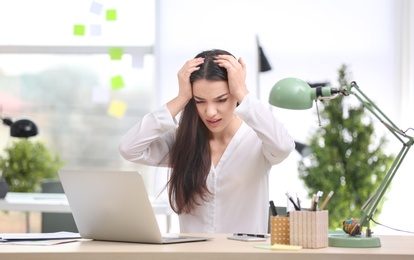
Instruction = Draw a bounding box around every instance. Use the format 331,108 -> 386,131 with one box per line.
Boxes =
349,82 -> 406,142
347,82 -> 414,229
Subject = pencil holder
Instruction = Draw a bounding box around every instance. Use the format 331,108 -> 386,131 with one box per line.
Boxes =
270,216 -> 290,245
289,210 -> 328,249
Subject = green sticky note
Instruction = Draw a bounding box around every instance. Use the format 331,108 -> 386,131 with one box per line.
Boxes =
108,100 -> 127,118
106,9 -> 117,21
109,48 -> 123,60
73,24 -> 85,36
110,75 -> 125,90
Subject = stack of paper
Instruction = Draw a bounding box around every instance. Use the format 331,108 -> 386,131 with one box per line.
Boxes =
0,232 -> 82,246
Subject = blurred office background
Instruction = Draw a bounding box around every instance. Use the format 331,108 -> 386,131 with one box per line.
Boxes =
0,0 -> 413,234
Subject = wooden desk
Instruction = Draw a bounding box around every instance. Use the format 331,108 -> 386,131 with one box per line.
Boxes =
0,234 -> 413,260
0,192 -> 173,232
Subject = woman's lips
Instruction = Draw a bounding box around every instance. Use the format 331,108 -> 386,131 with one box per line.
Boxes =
207,118 -> 221,127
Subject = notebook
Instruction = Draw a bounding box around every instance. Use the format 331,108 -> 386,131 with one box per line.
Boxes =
58,169 -> 210,244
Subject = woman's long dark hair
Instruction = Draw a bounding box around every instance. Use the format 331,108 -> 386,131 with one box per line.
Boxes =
168,49 -> 233,214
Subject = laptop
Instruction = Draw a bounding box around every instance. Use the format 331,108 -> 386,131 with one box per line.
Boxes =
58,169 -> 210,244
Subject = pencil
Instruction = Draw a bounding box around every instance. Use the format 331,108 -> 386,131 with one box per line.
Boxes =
319,191 -> 334,211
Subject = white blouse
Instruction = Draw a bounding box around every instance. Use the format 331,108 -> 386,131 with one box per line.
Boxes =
119,93 -> 294,234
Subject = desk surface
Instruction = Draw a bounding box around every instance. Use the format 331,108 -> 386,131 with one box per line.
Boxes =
0,233 -> 413,260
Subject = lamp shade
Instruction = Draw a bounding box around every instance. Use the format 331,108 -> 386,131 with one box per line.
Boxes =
269,78 -> 313,110
258,46 -> 272,72
269,77 -> 337,110
10,119 -> 38,138
294,141 -> 311,157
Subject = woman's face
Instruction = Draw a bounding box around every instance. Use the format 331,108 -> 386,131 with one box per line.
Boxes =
192,79 -> 238,134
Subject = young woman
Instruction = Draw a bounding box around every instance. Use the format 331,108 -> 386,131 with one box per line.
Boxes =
119,49 -> 294,233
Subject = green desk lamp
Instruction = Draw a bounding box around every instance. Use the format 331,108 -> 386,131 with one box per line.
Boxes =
269,77 -> 414,248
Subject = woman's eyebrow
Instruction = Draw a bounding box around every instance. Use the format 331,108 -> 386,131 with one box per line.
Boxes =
193,95 -> 205,101
215,93 -> 229,99
193,93 -> 229,100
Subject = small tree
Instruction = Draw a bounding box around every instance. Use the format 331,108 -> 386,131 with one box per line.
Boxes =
298,64 -> 394,229
0,139 -> 64,192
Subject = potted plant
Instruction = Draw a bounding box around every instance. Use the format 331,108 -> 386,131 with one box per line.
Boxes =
297,64 -> 394,229
0,139 -> 64,194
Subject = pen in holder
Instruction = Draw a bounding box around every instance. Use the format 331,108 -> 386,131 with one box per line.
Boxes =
289,210 -> 328,249
270,215 -> 290,245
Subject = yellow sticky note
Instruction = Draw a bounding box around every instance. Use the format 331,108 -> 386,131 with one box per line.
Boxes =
109,47 -> 123,60
271,244 -> 302,250
108,100 -> 127,118
73,24 -> 85,36
110,75 -> 125,90
106,9 -> 117,21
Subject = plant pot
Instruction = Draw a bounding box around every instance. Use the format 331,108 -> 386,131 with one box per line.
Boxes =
0,179 -> 9,198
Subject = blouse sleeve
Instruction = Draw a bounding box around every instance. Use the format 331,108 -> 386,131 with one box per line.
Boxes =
118,104 -> 177,167
235,92 -> 295,165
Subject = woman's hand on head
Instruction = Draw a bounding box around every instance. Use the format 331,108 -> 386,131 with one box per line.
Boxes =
167,57 -> 204,117
177,57 -> 204,101
214,54 -> 249,103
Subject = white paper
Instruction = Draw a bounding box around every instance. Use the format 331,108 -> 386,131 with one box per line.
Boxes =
0,231 -> 81,241
0,239 -> 81,246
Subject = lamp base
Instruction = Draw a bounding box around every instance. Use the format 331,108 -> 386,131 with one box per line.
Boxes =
328,231 -> 381,248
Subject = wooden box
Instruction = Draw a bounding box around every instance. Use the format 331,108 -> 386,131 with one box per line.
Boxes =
289,210 -> 328,248
270,216 -> 290,245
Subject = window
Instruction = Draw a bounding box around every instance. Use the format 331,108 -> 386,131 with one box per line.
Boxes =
0,1 -> 156,175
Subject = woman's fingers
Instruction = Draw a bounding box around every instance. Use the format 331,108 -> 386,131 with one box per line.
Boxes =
178,57 -> 204,78
177,57 -> 204,100
214,54 -> 248,102
213,55 -> 241,70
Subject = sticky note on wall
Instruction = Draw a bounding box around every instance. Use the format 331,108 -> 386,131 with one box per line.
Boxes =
90,24 -> 102,36
106,9 -> 117,21
110,75 -> 125,90
108,100 -> 127,118
132,53 -> 144,68
73,24 -> 85,36
92,86 -> 109,103
109,48 -> 123,60
90,1 -> 103,15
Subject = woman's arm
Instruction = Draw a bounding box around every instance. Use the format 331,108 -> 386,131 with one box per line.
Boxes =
215,54 -> 294,164
118,104 -> 177,166
119,57 -> 205,166
236,93 -> 295,165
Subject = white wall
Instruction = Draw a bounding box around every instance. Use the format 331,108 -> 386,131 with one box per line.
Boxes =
155,0 -> 413,234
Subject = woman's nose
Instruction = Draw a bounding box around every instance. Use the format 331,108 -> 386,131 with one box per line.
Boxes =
205,103 -> 217,117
